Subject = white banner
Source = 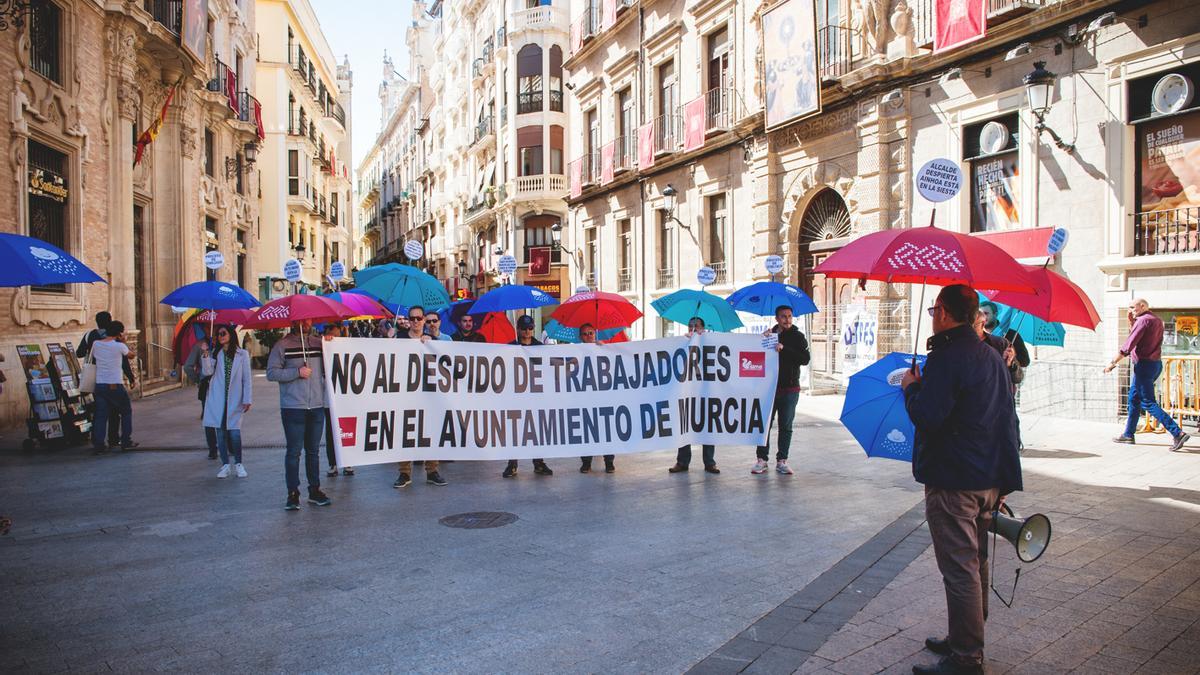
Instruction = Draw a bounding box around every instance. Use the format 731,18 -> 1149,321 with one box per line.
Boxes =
841,305 -> 879,384
323,334 -> 779,466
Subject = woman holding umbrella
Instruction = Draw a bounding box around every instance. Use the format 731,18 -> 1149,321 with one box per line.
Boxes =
203,324 -> 252,479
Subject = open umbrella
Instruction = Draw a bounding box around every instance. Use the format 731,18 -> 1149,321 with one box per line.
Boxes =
476,313 -> 516,344
550,291 -> 643,330
242,295 -> 357,364
160,280 -> 261,311
194,308 -> 254,325
0,232 -> 105,287
353,263 -> 451,312
321,291 -> 390,319
983,265 -> 1100,330
727,281 -> 819,317
470,284 -> 558,314
840,352 -> 927,462
651,289 -> 744,332
990,302 -> 1066,347
544,319 -> 627,343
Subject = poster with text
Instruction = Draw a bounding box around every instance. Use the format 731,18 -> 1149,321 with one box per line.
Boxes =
1138,112 -> 1200,214
971,153 -> 1020,231
762,0 -> 819,129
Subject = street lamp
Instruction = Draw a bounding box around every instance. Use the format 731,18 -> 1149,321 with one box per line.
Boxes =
224,142 -> 259,179
660,184 -> 688,229
550,221 -> 563,250
1023,61 -> 1075,153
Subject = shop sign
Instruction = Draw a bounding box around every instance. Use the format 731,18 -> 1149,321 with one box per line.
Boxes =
28,168 -> 68,202
530,280 -> 561,298
1138,112 -> 1200,213
1176,316 -> 1198,335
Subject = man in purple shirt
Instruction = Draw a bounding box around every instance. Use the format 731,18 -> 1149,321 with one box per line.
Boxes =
1105,299 -> 1190,451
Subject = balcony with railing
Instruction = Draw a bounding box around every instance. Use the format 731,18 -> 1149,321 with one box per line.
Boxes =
512,4 -> 569,34
657,267 -> 676,289
518,91 -> 544,115
617,268 -> 632,292
818,25 -> 855,82
143,0 -> 182,36
614,134 -> 635,172
709,261 -> 728,285
327,100 -> 346,128
550,89 -> 564,113
236,91 -> 263,128
703,86 -> 740,132
653,113 -> 681,155
474,115 -> 495,146
580,150 -> 600,185
1134,207 -> 1200,257
511,174 -> 568,201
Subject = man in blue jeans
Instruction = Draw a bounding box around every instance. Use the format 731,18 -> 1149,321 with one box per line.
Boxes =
1106,298 -> 1191,451
267,320 -> 332,510
754,306 -> 810,475
90,321 -> 138,454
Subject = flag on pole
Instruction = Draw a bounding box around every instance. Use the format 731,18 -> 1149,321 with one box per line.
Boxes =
253,98 -> 265,140
226,69 -> 239,115
134,82 -> 179,166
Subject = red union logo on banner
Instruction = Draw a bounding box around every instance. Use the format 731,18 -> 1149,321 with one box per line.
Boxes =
638,122 -> 655,169
934,0 -> 986,53
739,352 -> 766,377
684,97 -> 706,152
338,417 -> 357,448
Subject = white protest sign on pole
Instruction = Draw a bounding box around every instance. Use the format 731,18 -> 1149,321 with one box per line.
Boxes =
1046,227 -> 1069,256
915,158 -> 963,203
204,250 -> 225,270
329,261 -> 346,283
840,305 -> 879,384
697,266 -> 717,286
404,240 -> 424,261
323,333 -> 779,465
764,255 -> 785,277
498,254 -> 518,276
283,258 -> 302,283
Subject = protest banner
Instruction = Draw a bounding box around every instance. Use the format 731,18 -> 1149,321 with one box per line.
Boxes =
323,333 -> 779,466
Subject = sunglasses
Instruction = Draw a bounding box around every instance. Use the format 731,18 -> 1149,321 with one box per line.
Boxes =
427,317 -> 439,322
927,305 -> 941,317
408,315 -> 425,321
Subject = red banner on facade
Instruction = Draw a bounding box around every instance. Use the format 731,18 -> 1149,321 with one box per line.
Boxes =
570,22 -> 583,54
226,69 -> 239,114
253,99 -> 265,139
602,0 -> 616,30
529,247 -> 551,276
601,142 -> 615,184
638,122 -> 655,169
934,0 -> 986,53
684,97 -> 706,152
569,158 -> 583,198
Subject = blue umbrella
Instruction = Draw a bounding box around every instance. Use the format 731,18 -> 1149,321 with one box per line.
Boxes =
436,299 -> 476,336
979,292 -> 1064,347
651,289 -> 744,332
353,263 -> 451,312
727,281 -> 818,317
0,232 -> 104,287
544,319 -> 626,343
470,284 -> 558,314
160,280 -> 260,310
840,352 -> 927,462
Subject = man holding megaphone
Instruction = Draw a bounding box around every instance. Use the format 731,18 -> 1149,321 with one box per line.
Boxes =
901,285 -> 1022,675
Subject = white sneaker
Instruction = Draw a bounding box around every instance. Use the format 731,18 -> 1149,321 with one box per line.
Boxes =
235,463 -> 247,478
216,464 -> 231,479
776,460 -> 794,475
751,460 -> 769,475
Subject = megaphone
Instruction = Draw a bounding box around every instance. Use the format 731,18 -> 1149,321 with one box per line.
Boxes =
990,505 -> 1051,563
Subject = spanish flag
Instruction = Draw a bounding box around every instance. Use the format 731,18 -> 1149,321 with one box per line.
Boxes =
133,82 -> 179,167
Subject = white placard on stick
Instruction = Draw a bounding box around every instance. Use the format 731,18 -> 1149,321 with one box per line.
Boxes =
1046,228 -> 1069,256
765,255 -> 785,275
498,254 -> 518,276
204,250 -> 225,270
404,240 -> 425,261
283,258 -> 302,283
329,261 -> 346,282
697,266 -> 717,286
915,158 -> 963,203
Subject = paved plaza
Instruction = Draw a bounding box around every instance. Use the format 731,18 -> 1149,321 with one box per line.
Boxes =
2,377 -> 1199,673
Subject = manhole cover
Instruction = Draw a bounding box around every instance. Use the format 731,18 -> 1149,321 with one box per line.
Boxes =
439,512 -> 518,529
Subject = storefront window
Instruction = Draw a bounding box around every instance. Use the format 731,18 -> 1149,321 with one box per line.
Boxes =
965,113 -> 1020,233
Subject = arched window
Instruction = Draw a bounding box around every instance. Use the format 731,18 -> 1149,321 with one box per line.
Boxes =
517,44 -> 543,113
549,46 -> 563,112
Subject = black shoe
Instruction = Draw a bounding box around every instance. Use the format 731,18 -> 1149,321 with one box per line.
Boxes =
580,461 -> 591,474
92,446 -> 108,456
285,490 -> 300,511
668,463 -> 689,473
924,637 -> 951,656
1113,435 -> 1135,444
341,467 -> 354,476
912,657 -> 982,675
119,442 -> 138,451
533,461 -> 553,476
704,465 -> 721,474
393,472 -> 411,488
503,463 -> 517,478
307,488 -> 332,506
426,471 -> 448,487
208,451 -> 218,460
1172,432 -> 1191,452
604,460 -> 615,473
327,466 -> 339,477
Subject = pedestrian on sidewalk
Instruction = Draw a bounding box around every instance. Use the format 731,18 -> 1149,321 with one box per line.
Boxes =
1106,298 -> 1191,451
267,321 -> 332,511
578,323 -> 615,474
901,285 -> 1022,675
504,315 -> 553,478
76,311 -> 110,359
753,305 -> 810,476
77,311 -> 137,450
203,324 -> 252,479
90,321 -> 139,454
392,306 -> 448,488
671,317 -> 719,475
184,326 -> 219,459
321,323 -> 354,477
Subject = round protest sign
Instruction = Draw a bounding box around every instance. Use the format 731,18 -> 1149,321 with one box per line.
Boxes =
697,266 -> 717,286
204,250 -> 224,270
915,158 -> 963,203
283,258 -> 302,283
329,261 -> 346,282
498,254 -> 518,276
404,240 -> 424,261
1046,228 -> 1069,256
765,255 -> 785,275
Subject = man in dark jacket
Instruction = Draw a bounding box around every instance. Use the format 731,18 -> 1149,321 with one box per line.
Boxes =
503,315 -> 554,478
452,314 -> 487,343
753,305 -> 810,475
902,285 -> 1022,675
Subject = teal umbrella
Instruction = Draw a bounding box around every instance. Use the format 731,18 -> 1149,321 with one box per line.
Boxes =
353,263 -> 451,312
651,289 -> 743,332
979,292 -> 1064,347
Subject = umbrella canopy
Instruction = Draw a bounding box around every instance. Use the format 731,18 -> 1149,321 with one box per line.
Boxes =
160,280 -> 261,310
194,308 -> 254,325
353,263 -> 451,312
813,227 -> 1036,292
0,232 -> 105,287
544,319 -> 627,343
477,313 -> 516,344
727,281 -> 819,317
470,284 -> 558,314
651,289 -> 744,332
436,299 -> 476,335
840,352 -> 928,462
242,294 -> 357,329
994,304 -> 1066,347
984,265 -> 1100,330
550,291 -> 643,330
321,291 -> 390,319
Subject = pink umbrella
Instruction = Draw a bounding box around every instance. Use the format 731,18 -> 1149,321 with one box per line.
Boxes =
242,295 -> 357,364
195,308 -> 254,325
322,291 -> 391,319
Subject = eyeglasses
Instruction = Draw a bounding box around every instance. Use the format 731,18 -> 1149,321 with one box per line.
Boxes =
427,317 -> 439,322
926,306 -> 938,317
408,315 -> 424,321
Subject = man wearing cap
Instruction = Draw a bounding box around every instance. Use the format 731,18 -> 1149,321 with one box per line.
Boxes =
503,315 -> 554,478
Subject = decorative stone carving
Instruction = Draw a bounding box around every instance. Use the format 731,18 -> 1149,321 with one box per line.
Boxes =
11,70 -> 30,136
778,161 -> 859,240
890,0 -> 915,56
180,122 -> 197,158
117,80 -> 139,120
863,0 -> 890,56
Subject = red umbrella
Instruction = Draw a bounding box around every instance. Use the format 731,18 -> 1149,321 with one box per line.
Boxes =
984,265 -> 1101,330
812,227 -> 1036,292
195,308 -> 255,325
602,329 -> 630,344
477,313 -> 516,344
550,291 -> 644,331
242,295 -> 356,329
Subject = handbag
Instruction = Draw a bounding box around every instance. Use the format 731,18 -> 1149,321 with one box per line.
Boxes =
79,346 -> 96,393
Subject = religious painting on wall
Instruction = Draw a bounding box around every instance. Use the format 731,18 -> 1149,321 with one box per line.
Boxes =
181,0 -> 210,64
762,0 -> 820,129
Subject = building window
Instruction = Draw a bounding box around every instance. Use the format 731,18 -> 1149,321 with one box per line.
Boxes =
585,107 -> 599,180
617,87 -> 634,164
288,149 -> 299,195
517,125 -> 543,176
964,113 -> 1020,233
706,27 -> 731,128
27,139 -> 69,293
235,153 -> 244,194
584,225 -> 597,284
706,193 -> 729,269
657,209 -> 674,288
205,217 -> 219,282
236,252 -> 246,288
657,60 -> 679,148
204,128 -> 215,177
549,125 -> 564,174
617,219 -> 632,291
523,214 -> 562,264
549,46 -> 563,112
517,44 -> 543,113
30,0 -> 62,84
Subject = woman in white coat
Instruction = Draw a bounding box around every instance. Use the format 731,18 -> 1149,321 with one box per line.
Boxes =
203,324 -> 253,478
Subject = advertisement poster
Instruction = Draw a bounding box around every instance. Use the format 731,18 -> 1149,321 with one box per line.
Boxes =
181,0 -> 210,64
934,0 -> 987,53
971,153 -> 1020,231
840,305 -> 878,384
762,0 -> 819,129
1138,113 -> 1200,213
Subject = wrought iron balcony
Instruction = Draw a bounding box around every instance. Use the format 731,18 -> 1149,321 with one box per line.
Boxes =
652,113 -> 681,155
657,267 -> 676,289
617,268 -> 632,292
614,134 -> 635,172
517,91 -> 543,114
143,0 -> 182,36
818,25 -> 855,82
704,87 -> 739,131
709,261 -> 728,285
1134,206 -> 1200,256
